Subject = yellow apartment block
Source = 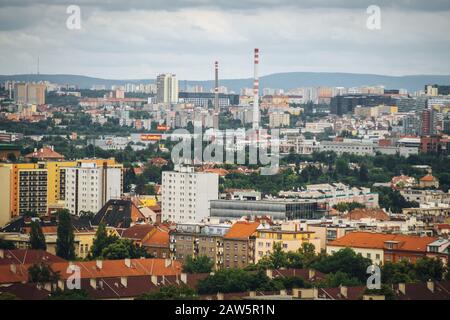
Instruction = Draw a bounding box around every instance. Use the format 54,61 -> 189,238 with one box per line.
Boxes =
255,228 -> 321,263
0,158 -> 119,224
0,166 -> 12,227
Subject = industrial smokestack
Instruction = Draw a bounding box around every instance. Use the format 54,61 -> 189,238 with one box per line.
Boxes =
252,48 -> 260,130
214,61 -> 219,114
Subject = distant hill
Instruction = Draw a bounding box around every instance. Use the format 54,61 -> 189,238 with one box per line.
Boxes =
1,72 -> 450,92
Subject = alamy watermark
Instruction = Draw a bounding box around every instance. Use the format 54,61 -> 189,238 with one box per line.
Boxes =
170,124 -> 280,175
366,5 -> 381,30
66,5 -> 82,30
366,265 -> 381,289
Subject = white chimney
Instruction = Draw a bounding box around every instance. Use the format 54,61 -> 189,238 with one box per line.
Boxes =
427,280 -> 435,293
180,273 -> 187,284
308,269 -> 316,280
0,249 -> 4,258
124,258 -> 131,268
10,264 -> 16,274
266,269 -> 273,279
340,286 -> 348,298
96,260 -> 103,270
58,280 -> 65,291
398,283 -> 406,295
164,258 -> 172,268
120,276 -> 128,288
151,275 -> 158,286
90,278 -> 97,289
44,282 -> 52,292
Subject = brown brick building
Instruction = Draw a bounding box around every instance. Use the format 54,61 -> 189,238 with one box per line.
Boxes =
223,221 -> 260,269
170,223 -> 231,270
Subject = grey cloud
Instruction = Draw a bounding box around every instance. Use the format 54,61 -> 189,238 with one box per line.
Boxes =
0,2 -> 449,79
1,0 -> 450,11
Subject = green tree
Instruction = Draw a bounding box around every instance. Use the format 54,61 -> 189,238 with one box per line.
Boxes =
182,255 -> 214,273
413,257 -> 445,282
359,164 -> 369,183
197,269 -> 273,294
29,221 -> 47,250
381,260 -> 416,284
56,209 -> 75,260
28,263 -> 60,285
0,239 -> 15,249
136,285 -> 197,300
89,223 -> 117,259
318,271 -> 362,288
101,239 -> 149,260
269,242 -> 288,269
311,248 -> 372,282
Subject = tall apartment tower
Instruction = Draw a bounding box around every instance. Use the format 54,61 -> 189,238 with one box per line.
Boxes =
252,48 -> 260,130
156,74 -> 179,104
14,83 -> 46,105
421,108 -> 436,136
62,162 -> 123,215
214,61 -> 219,114
161,166 -> 219,223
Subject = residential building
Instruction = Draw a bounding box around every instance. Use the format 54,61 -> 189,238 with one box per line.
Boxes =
178,92 -> 239,108
156,74 -> 179,104
255,225 -> 321,263
269,111 -> 290,128
0,215 -> 96,259
400,189 -> 450,206
223,221 -> 260,269
121,224 -> 170,259
14,83 -> 46,105
418,172 -> 440,189
161,166 -> 219,223
91,199 -> 147,228
170,222 -> 231,269
62,161 -> 123,215
327,231 -> 448,265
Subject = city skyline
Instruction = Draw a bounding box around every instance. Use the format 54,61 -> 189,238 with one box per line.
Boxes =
1,1 -> 450,79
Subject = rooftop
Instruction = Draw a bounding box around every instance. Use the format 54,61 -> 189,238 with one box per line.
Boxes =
328,231 -> 437,252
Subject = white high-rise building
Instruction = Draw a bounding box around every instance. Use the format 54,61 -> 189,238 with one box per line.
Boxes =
156,73 -> 179,104
62,162 -> 123,215
162,166 -> 219,223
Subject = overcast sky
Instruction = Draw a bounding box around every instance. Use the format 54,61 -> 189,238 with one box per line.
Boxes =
0,0 -> 450,80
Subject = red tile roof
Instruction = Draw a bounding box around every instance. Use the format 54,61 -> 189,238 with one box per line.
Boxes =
328,231 -> 437,252
25,147 -> 64,160
143,227 -> 170,248
420,174 -> 437,182
0,249 -> 66,266
121,224 -> 154,241
0,258 -> 182,285
224,221 -> 260,240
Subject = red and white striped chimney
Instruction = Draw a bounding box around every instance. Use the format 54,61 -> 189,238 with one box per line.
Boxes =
214,61 -> 219,114
253,48 -> 260,130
